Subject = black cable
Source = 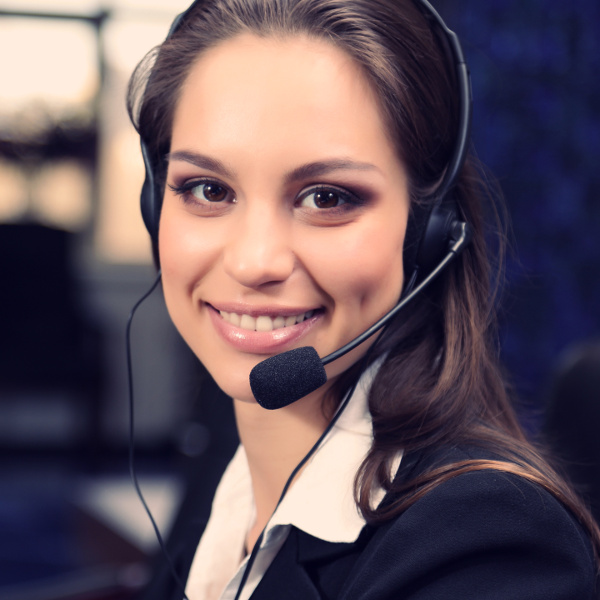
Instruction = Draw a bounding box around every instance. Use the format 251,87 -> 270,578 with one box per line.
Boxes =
125,270 -> 191,600
126,266 -> 393,600
233,337 -> 381,600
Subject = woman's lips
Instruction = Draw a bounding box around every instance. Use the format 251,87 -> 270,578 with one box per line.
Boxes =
207,304 -> 321,354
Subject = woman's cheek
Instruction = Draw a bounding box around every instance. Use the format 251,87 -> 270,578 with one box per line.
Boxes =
308,233 -> 404,312
159,208 -> 216,286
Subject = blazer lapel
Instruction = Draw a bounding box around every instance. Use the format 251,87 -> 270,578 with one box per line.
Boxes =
295,528 -> 369,564
250,528 -> 324,599
252,527 -> 372,599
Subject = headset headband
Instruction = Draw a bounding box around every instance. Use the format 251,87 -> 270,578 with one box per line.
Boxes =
139,0 -> 472,279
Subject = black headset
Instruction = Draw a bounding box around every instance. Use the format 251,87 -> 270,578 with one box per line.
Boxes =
138,0 -> 472,284
132,3 -> 472,597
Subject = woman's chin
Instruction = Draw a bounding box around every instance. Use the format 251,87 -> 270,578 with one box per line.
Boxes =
211,373 -> 260,405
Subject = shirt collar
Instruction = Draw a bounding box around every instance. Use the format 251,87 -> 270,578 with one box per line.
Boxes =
185,360 -> 403,599
268,358 -> 388,543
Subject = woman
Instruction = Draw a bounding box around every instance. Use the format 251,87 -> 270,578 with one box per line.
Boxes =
128,0 -> 599,598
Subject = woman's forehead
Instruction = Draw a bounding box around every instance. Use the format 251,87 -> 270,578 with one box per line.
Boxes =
170,33 -> 399,175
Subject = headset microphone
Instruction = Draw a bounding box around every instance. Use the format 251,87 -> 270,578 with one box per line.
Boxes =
249,221 -> 472,409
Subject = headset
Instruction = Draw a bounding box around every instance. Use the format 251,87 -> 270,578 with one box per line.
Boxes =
131,1 -> 473,597
138,0 -> 472,287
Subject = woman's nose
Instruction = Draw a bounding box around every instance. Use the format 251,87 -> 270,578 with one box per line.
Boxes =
222,204 -> 295,288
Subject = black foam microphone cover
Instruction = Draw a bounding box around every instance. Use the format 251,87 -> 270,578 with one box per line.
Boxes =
250,346 -> 327,410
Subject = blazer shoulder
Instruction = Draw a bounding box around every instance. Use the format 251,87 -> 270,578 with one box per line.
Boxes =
342,461 -> 597,600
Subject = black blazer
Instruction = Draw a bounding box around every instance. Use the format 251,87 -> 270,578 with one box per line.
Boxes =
139,446 -> 597,599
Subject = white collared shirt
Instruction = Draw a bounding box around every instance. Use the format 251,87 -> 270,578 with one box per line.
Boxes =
185,363 -> 401,600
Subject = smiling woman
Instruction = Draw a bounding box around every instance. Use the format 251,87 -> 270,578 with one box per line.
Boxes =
159,33 -> 407,404
127,1 -> 599,599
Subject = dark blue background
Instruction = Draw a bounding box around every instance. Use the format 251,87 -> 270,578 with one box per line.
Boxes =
441,0 -> 600,413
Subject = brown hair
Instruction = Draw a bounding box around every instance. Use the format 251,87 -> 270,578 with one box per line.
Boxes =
127,0 -> 600,557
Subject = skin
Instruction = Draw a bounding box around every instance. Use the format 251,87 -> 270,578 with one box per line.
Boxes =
159,33 -> 410,551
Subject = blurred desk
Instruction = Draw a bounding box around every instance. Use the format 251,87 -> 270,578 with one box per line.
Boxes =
0,473 -> 181,600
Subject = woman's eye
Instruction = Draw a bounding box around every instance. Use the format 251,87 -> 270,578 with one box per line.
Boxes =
298,187 -> 353,209
168,179 -> 234,204
191,182 -> 230,202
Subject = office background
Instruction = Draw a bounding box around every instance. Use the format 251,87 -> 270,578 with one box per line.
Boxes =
0,0 -> 598,597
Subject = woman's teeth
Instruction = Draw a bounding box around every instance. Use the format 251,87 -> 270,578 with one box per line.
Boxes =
219,310 -> 315,332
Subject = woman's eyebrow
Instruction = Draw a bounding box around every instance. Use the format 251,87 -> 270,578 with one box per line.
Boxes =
166,151 -> 379,182
285,159 -> 380,184
166,151 -> 235,178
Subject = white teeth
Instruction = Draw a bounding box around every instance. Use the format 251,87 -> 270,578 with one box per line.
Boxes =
255,316 -> 273,332
239,314 -> 256,331
219,309 -> 316,331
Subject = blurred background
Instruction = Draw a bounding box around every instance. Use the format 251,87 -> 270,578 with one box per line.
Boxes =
0,0 -> 598,598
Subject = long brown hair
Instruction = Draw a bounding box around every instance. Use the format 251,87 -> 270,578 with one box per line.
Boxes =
127,0 -> 600,557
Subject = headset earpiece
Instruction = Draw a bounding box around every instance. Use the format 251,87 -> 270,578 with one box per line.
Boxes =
403,194 -> 463,286
140,140 -> 159,242
414,197 -> 461,277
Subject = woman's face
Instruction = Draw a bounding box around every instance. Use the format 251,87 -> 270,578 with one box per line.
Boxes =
159,34 -> 410,403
